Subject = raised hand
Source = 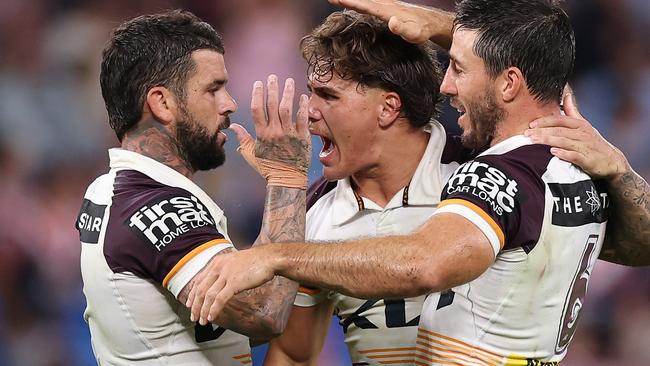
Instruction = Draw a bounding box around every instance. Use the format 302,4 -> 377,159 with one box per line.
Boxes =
525,90 -> 629,180
186,75 -> 309,328
233,75 -> 311,188
328,0 -> 454,48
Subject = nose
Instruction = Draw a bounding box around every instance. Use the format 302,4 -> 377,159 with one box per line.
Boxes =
222,90 -> 237,115
308,99 -> 322,129
440,66 -> 456,97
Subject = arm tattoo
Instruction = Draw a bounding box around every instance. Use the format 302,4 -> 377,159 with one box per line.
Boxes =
202,186 -> 304,337
255,136 -> 311,174
599,170 -> 650,266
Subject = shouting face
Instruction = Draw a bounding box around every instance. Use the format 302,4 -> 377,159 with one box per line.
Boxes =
307,72 -> 387,181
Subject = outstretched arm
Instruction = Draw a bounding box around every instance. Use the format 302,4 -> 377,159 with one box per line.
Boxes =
190,211 -> 495,323
178,186 -> 304,338
180,76 -> 311,337
328,0 -> 454,49
526,92 -> 650,266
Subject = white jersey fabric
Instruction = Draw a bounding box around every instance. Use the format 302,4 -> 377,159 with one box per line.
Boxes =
76,149 -> 251,365
296,123 -> 472,365
416,135 -> 609,365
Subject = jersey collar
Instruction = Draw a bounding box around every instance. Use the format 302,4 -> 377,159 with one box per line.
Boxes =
108,148 -> 226,227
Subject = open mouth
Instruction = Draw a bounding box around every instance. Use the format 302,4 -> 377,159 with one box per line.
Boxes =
451,100 -> 466,118
319,135 -> 336,159
215,130 -> 228,146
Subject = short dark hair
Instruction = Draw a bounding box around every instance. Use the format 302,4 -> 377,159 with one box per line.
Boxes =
455,0 -> 575,103
100,10 -> 224,140
301,11 -> 443,128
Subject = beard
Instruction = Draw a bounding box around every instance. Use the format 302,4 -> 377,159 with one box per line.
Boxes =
175,104 -> 227,172
460,89 -> 505,152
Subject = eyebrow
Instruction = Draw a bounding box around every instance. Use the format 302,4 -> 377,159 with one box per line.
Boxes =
307,83 -> 340,95
449,53 -> 465,69
206,78 -> 228,89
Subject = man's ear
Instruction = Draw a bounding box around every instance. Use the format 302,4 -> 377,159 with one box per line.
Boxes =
499,67 -> 524,103
144,86 -> 178,125
378,91 -> 402,128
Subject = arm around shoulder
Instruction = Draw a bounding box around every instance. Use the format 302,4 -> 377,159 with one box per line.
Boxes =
599,164 -> 650,266
526,91 -> 650,266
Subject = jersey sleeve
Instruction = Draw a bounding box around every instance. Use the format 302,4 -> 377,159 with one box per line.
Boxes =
104,182 -> 233,298
294,285 -> 329,307
435,149 -> 548,257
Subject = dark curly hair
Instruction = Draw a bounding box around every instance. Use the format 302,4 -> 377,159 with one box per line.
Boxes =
300,11 -> 443,128
100,10 -> 224,141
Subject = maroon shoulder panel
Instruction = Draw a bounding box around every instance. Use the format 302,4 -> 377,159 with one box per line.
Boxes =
104,170 -> 225,284
307,176 -> 337,211
441,134 -> 477,165
441,144 -> 553,253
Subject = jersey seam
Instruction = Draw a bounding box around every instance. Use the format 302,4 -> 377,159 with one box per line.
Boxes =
109,272 -> 167,364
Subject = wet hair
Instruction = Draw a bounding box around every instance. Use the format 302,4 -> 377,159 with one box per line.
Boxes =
301,11 -> 443,128
100,10 -> 224,140
455,0 -> 575,103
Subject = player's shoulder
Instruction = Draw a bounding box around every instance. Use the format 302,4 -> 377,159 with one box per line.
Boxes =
110,169 -> 218,232
441,133 -> 477,165
83,170 -> 116,202
111,169 -> 209,213
103,169 -> 224,280
477,143 -> 554,178
113,169 -> 185,195
307,176 -> 337,212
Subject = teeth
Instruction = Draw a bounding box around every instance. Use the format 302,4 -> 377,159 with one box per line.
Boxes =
319,138 -> 335,158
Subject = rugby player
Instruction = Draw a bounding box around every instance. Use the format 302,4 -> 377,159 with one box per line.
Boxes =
76,10 -> 309,365
265,11 -> 464,365
330,0 -> 650,268
191,1 -> 615,364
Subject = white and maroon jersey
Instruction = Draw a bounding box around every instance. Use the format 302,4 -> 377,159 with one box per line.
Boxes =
296,123 -> 473,365
76,149 -> 251,366
416,135 -> 609,365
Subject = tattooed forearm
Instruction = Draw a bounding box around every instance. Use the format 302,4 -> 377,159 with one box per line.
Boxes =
599,170 -> 650,266
203,186 -> 304,337
121,118 -> 193,177
255,136 -> 311,174
255,187 -> 307,244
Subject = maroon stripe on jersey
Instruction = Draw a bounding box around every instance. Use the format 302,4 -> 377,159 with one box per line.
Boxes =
307,176 -> 337,211
104,170 -> 226,284
441,134 -> 477,165
442,144 -> 553,253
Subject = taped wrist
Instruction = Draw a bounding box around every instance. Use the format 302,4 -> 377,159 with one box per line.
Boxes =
238,139 -> 307,190
257,158 -> 307,189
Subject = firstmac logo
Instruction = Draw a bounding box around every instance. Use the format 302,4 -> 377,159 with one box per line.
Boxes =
446,161 -> 519,216
128,195 -> 215,251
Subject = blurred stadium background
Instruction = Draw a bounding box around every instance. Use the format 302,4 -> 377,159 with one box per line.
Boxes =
0,0 -> 648,365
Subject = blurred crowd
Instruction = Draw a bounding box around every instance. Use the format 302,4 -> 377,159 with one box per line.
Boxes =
0,0 -> 648,365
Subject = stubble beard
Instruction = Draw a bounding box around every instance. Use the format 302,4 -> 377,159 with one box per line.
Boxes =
461,89 -> 505,152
